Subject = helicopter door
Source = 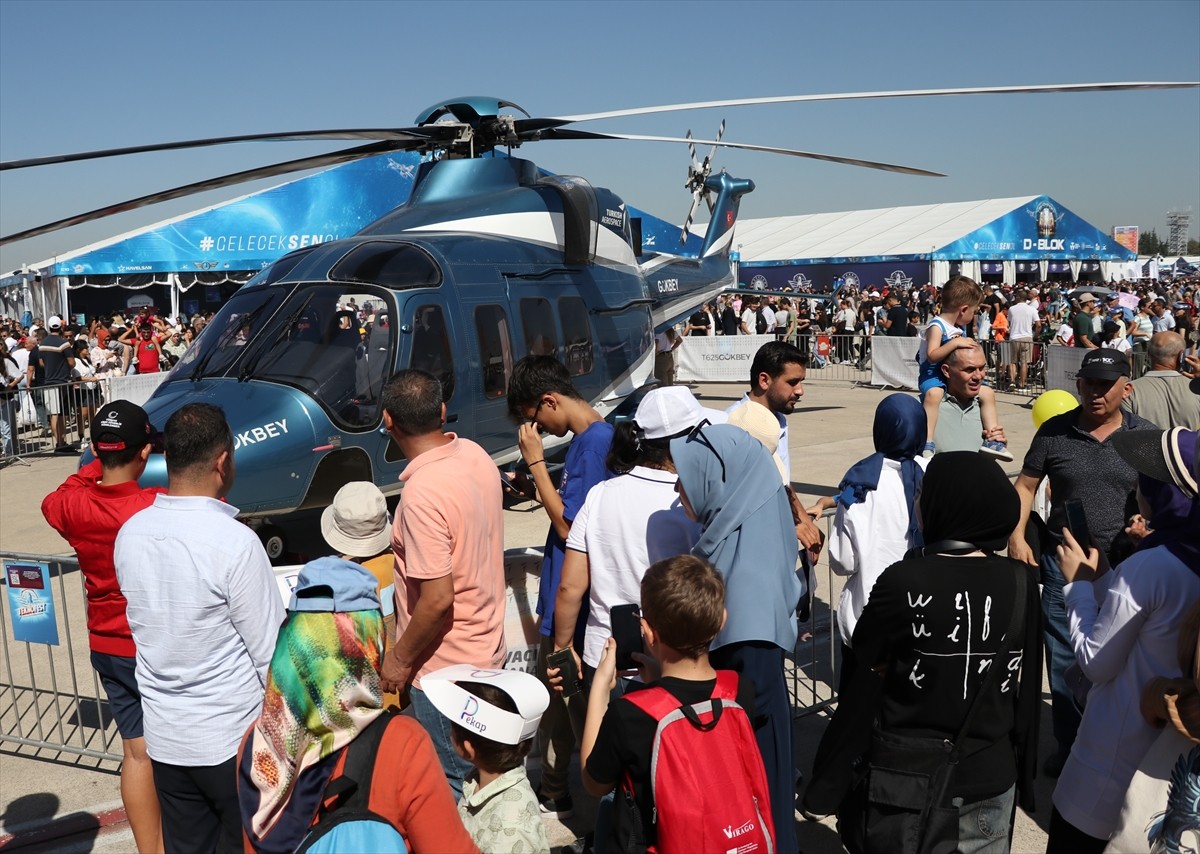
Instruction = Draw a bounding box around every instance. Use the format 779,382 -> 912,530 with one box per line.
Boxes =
469,302 -> 517,453
378,297 -> 465,469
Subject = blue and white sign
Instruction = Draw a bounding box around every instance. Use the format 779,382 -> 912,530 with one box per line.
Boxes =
51,153 -> 428,276
5,561 -> 59,645
935,196 -> 1134,262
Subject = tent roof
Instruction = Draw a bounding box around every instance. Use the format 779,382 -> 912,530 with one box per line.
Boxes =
730,196 -> 1038,262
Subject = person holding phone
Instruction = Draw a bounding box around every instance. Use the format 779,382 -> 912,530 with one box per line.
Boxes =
1047,428 -> 1200,852
1007,348 -> 1157,777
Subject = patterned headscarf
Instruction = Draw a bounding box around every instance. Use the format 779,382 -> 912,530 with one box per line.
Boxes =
239,607 -> 384,853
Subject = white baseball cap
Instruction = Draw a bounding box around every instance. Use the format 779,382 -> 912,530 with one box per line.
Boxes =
48,316 -> 63,329
422,665 -> 549,744
635,386 -> 727,440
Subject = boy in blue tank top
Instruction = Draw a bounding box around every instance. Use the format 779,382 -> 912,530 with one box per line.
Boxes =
918,276 -> 1012,461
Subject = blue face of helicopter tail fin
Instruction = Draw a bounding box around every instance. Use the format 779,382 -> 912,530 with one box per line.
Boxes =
697,173 -> 754,259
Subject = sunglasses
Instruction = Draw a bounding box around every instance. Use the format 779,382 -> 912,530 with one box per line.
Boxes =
683,419 -> 726,482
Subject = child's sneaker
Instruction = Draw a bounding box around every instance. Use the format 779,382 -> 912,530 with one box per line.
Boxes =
980,440 -> 1014,462
921,440 -> 936,459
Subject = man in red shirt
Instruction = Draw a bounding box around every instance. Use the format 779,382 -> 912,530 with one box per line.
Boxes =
42,401 -> 165,853
118,321 -> 166,374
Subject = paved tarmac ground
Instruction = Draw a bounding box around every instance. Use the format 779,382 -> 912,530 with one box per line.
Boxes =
0,380 -> 1055,852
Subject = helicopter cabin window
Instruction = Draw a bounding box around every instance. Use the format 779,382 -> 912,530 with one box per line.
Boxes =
519,298 -> 558,359
234,286 -> 396,431
409,304 -> 455,401
245,245 -> 319,287
329,241 -> 442,290
474,305 -> 513,399
558,297 -> 593,376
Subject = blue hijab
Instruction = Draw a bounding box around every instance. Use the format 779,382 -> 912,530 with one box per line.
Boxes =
834,393 -> 926,543
671,424 -> 801,652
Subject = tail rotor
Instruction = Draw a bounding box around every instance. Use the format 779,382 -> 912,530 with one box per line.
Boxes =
680,120 -> 725,245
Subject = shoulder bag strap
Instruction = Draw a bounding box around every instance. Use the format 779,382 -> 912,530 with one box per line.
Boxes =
318,709 -> 395,816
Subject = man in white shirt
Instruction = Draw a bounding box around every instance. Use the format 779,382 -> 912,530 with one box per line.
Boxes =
116,403 -> 283,853
739,296 -> 760,335
1006,289 -> 1041,389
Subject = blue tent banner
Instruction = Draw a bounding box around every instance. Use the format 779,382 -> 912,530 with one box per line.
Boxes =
934,196 -> 1134,262
49,153 -> 693,277
5,561 -> 59,646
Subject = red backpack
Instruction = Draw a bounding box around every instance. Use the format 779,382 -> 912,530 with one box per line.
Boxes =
621,671 -> 776,854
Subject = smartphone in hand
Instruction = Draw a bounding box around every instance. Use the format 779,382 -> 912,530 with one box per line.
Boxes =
610,603 -> 645,671
547,647 -> 582,698
1063,498 -> 1091,548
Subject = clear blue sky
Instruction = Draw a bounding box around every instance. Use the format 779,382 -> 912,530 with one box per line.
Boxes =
1,0 -> 1197,272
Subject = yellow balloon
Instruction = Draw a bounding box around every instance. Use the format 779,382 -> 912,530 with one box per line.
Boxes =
1032,389 -> 1079,428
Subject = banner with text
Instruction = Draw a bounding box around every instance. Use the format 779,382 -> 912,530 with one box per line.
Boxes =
5,561 -> 59,645
676,334 -> 774,382
870,336 -> 921,390
1045,346 -> 1087,395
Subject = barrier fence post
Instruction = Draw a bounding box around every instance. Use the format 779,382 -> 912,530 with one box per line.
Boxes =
0,552 -> 123,764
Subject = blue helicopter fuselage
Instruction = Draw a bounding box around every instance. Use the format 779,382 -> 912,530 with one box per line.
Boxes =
132,155 -> 752,516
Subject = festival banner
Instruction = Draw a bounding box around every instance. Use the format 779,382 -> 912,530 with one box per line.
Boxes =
739,261 -> 929,294
5,561 -> 59,645
676,334 -> 775,382
936,196 -> 1135,262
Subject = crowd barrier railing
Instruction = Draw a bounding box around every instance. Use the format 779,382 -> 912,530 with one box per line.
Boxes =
0,373 -> 169,464
0,552 -> 122,763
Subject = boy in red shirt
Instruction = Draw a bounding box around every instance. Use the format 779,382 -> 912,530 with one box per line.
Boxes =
42,401 -> 165,852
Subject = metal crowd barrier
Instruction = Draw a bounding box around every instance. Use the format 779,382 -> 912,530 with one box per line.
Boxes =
0,552 -> 123,763
788,508 -> 840,719
1,373 -> 168,465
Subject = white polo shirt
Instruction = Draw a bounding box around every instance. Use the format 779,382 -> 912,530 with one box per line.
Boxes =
565,467 -> 700,667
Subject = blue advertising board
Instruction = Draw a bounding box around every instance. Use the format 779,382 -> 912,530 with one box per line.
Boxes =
935,196 -> 1134,261
5,561 -> 59,645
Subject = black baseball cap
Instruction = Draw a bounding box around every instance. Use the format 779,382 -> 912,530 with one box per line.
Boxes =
91,400 -> 154,452
1076,348 -> 1132,381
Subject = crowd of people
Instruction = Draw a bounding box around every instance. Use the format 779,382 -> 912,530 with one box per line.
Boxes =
24,268 -> 1200,853
0,309 -> 202,460
676,274 -> 1200,383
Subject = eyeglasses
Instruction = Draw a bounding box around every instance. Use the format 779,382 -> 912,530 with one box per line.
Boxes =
525,398 -> 546,426
684,419 -> 726,482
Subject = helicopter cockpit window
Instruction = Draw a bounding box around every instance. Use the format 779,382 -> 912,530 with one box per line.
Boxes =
238,286 -> 396,430
520,298 -> 558,359
171,287 -> 288,380
474,305 -> 514,399
558,296 -> 593,376
409,304 -> 455,402
244,246 -> 319,288
330,242 -> 442,290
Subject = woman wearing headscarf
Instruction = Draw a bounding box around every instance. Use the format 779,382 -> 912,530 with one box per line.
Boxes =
237,556 -> 477,853
828,394 -> 927,686
671,423 -> 801,854
803,453 -> 1042,854
1049,428 -> 1200,853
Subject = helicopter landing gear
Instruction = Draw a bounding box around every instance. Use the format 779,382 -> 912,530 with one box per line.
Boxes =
256,523 -> 287,564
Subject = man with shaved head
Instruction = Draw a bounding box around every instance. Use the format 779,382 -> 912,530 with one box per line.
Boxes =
1121,331 -> 1200,428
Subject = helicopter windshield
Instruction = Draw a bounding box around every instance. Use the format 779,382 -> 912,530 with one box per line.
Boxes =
173,286 -> 289,381
236,284 -> 397,430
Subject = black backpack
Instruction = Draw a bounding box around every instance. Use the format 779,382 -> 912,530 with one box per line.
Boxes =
296,711 -> 408,853
755,307 -> 769,334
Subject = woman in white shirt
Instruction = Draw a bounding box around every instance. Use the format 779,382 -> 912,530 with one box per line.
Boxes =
828,394 -> 928,685
1050,428 -> 1200,852
551,387 -> 707,676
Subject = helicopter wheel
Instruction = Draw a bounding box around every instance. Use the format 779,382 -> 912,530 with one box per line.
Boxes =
258,524 -> 287,564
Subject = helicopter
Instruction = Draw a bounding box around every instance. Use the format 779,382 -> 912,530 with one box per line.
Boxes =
3,84 -> 1194,559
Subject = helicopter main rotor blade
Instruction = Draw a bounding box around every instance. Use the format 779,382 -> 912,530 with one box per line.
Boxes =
0,128 -> 444,171
1,141 -> 406,246
526,81 -> 1199,128
538,129 -> 945,177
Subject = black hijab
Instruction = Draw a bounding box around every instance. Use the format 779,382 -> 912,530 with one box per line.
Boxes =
919,452 -> 1020,552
